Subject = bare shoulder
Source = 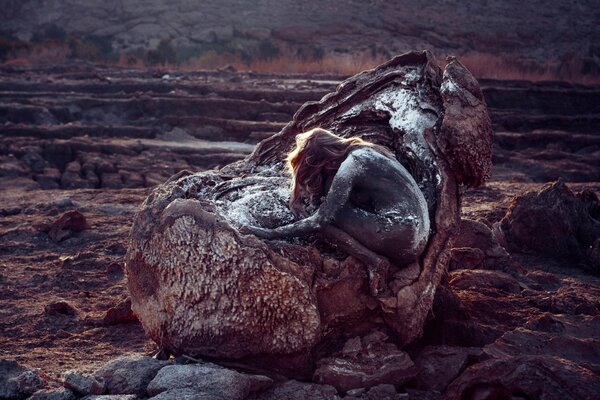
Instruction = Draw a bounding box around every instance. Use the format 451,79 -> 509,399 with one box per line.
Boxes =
347,146 -> 391,166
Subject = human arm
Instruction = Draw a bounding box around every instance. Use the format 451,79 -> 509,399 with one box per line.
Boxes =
242,153 -> 360,239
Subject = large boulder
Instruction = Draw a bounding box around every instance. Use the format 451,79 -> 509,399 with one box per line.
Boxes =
126,51 -> 492,374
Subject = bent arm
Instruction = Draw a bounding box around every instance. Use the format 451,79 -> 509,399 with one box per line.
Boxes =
246,154 -> 360,239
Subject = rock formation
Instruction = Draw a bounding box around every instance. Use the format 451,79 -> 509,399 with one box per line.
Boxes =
494,179 -> 600,273
125,51 -> 492,374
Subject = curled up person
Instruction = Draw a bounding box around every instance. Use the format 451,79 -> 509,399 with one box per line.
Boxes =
242,128 -> 430,297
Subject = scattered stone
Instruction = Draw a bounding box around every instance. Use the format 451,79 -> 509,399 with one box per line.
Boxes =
45,300 -> 78,317
484,327 -> 600,368
0,360 -> 45,399
35,167 -> 61,189
101,173 -> 124,189
101,298 -> 137,325
39,210 -> 88,242
450,219 -> 516,273
146,363 -> 273,400
106,262 -> 125,281
414,346 -> 485,392
249,380 -> 339,400
80,396 -> 137,400
147,389 -> 221,400
362,384 -> 402,400
448,269 -> 522,294
404,389 -> 442,400
0,206 -> 22,217
313,334 -> 416,392
93,355 -> 170,396
63,370 -> 105,395
29,387 -> 76,400
446,355 -> 600,400
494,180 -> 600,273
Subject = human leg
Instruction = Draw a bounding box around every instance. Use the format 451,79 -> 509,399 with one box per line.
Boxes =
321,224 -> 392,297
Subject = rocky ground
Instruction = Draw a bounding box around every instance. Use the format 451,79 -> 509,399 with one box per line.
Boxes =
0,63 -> 599,399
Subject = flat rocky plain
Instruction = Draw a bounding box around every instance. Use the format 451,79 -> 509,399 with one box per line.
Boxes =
0,63 -> 599,398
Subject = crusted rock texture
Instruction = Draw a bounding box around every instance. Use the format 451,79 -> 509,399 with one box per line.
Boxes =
495,179 -> 600,273
126,51 -> 493,372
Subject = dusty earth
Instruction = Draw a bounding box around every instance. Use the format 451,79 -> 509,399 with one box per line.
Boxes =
0,63 -> 599,397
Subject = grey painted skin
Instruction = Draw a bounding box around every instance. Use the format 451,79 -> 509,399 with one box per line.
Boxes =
243,147 -> 430,296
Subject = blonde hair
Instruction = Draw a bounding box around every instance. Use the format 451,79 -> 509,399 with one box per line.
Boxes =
287,128 -> 394,215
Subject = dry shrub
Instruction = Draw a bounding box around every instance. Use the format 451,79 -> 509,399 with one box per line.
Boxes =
455,52 -> 600,84
8,41 -> 69,65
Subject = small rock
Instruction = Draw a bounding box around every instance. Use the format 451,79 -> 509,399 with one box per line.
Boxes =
94,355 -> 169,396
446,355 -> 600,399
0,206 -> 22,217
40,210 -> 88,242
495,180 -> 600,272
35,167 -> 61,189
148,388 -> 232,399
0,360 -> 45,399
29,387 -> 76,400
249,380 -> 339,400
146,363 -> 273,400
100,173 -> 124,189
45,300 -> 78,317
405,389 -> 442,400
448,269 -> 521,293
8,370 -> 45,398
414,346 -> 484,391
80,396 -> 137,400
106,262 -> 124,281
313,335 -> 416,392
363,384 -> 401,400
63,370 -> 105,395
101,298 -> 137,325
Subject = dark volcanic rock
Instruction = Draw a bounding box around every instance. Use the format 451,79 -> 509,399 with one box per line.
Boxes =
313,333 -> 417,392
0,360 -> 45,399
126,51 -> 492,373
450,219 -> 515,273
62,370 -> 105,395
100,298 -> 137,325
495,180 -> 600,273
145,363 -> 273,400
413,345 -> 485,392
39,210 -> 88,242
29,387 -> 76,400
93,355 -> 170,396
446,355 -> 600,400
248,380 -> 339,400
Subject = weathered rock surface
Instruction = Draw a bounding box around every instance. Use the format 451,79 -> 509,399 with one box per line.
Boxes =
445,355 -> 600,400
413,345 -> 486,392
62,370 -> 105,395
145,363 -> 273,400
0,360 -> 45,400
29,388 -> 76,400
449,218 -> 515,273
38,210 -> 88,243
248,380 -> 339,400
126,51 -> 492,373
495,180 -> 600,272
313,332 -> 416,392
93,355 -> 170,396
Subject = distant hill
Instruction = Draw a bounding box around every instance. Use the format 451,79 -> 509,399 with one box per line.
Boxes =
2,0 -> 599,78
